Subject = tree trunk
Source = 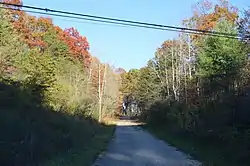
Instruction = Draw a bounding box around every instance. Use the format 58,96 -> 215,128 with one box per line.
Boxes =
171,40 -> 177,100
98,63 -> 107,122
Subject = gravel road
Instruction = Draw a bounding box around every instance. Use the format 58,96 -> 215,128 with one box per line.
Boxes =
92,118 -> 202,166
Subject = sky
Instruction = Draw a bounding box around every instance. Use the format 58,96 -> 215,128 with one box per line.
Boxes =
23,0 -> 249,71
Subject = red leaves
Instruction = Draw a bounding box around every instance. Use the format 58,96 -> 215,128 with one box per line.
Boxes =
3,0 -> 92,68
2,0 -> 22,5
60,27 -> 91,67
3,0 -> 49,48
64,28 -> 89,54
13,15 -> 50,48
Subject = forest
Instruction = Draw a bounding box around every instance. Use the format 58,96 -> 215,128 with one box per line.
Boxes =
0,0 -> 250,165
119,0 -> 250,165
0,0 -> 124,165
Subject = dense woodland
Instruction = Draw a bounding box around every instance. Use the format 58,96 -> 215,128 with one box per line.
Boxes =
1,0 -> 250,165
120,0 -> 250,165
0,0 -> 122,165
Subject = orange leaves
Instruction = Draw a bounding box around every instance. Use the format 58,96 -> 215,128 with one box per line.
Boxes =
2,0 -> 23,20
3,0 -> 92,69
2,0 -> 22,5
161,40 -> 174,49
185,0 -> 239,41
14,15 -> 51,48
213,3 -> 238,23
55,26 -> 91,68
59,27 -> 91,67
36,17 -> 53,32
161,40 -> 180,50
3,1 -> 50,48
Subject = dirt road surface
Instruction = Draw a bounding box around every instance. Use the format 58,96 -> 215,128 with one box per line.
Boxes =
92,117 -> 201,166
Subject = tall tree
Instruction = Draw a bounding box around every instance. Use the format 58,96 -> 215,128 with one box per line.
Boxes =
61,28 -> 91,67
0,8 -> 25,77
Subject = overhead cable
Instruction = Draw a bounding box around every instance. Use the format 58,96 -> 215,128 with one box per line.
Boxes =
0,2 -> 242,39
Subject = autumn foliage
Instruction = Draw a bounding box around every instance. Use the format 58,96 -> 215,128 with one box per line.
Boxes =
0,0 -> 120,165
120,1 -> 250,165
2,0 -> 91,67
61,28 -> 91,66
1,0 -> 121,113
183,0 -> 238,41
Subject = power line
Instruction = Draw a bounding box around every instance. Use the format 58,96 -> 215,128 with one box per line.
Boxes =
0,7 -> 241,40
0,2 -> 241,39
2,7 -> 239,38
0,7 -> 190,33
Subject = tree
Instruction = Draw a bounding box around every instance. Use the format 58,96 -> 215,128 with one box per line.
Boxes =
197,20 -> 247,94
238,9 -> 250,46
97,63 -> 107,122
102,65 -> 121,118
0,8 -> 25,77
61,27 -> 91,67
119,69 -> 139,96
183,0 -> 239,42
0,2 -> 122,165
3,1 -> 48,49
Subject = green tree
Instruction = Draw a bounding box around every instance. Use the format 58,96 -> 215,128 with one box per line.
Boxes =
197,20 -> 247,94
119,69 -> 140,96
0,8 -> 25,77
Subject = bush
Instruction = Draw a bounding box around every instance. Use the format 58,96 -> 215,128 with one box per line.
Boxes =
0,79 -> 111,165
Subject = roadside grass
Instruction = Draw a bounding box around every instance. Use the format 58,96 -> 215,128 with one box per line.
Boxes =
142,124 -> 241,166
43,120 -> 115,166
0,80 -> 116,166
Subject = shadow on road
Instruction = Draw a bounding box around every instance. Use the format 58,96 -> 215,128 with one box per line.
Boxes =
119,116 -> 130,120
